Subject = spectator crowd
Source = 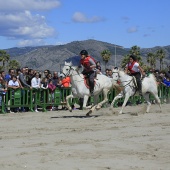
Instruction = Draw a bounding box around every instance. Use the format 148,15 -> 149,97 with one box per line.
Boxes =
0,67 -> 71,113
0,64 -> 170,113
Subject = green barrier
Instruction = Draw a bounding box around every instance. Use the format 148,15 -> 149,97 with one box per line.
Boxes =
0,84 -> 170,114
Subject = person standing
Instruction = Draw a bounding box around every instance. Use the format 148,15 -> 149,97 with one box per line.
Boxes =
8,75 -> 20,112
31,73 -> 41,112
124,55 -> 144,95
79,50 -> 96,95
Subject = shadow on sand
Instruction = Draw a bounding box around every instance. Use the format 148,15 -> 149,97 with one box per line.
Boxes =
51,115 -> 100,119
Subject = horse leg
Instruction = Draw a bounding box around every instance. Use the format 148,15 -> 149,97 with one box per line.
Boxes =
86,95 -> 98,116
82,95 -> 89,110
152,92 -> 162,112
110,92 -> 123,108
66,94 -> 74,112
96,89 -> 109,109
119,94 -> 130,114
143,93 -> 151,113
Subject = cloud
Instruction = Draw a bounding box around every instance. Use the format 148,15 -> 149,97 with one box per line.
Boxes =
0,0 -> 60,46
127,26 -> 138,33
0,0 -> 60,11
121,16 -> 130,23
17,39 -> 46,47
0,11 -> 56,40
72,12 -> 105,23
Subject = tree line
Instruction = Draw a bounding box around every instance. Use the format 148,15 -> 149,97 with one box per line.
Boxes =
0,45 -> 168,72
101,45 -> 168,71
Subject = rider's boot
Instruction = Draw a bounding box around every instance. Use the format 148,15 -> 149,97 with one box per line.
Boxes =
137,80 -> 142,96
89,81 -> 94,96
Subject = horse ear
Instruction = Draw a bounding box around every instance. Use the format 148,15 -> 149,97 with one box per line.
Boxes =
65,61 -> 67,65
112,67 -> 119,72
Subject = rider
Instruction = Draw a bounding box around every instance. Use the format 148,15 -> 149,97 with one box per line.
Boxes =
79,50 -> 96,95
125,54 -> 145,95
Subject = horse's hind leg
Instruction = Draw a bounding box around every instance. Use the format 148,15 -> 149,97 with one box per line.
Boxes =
86,95 -> 99,116
82,95 -> 89,110
143,93 -> 151,113
96,89 -> 109,109
152,92 -> 162,112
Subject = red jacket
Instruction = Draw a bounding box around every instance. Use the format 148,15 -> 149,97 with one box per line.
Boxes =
80,56 -> 96,71
61,76 -> 71,87
128,61 -> 137,74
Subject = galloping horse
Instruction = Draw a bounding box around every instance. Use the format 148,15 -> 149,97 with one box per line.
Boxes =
62,61 -> 115,116
111,68 -> 162,114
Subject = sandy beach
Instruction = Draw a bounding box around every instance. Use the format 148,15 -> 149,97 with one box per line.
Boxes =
0,103 -> 170,170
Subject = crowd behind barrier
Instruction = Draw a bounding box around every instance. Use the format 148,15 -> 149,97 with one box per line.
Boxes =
0,65 -> 170,114
0,84 -> 170,114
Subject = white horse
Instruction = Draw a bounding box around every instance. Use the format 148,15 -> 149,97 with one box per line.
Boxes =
110,68 -> 162,114
62,61 -> 115,116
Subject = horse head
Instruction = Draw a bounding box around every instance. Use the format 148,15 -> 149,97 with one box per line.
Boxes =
62,61 -> 78,77
112,68 -> 120,82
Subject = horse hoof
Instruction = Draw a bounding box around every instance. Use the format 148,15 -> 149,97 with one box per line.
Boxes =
96,107 -> 101,110
86,110 -> 92,116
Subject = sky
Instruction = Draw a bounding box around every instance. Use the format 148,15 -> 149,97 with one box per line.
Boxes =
0,0 -> 170,49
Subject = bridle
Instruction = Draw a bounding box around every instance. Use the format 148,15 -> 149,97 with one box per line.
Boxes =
62,65 -> 83,79
62,65 -> 72,77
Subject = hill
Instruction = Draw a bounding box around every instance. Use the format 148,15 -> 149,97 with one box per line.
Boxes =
4,39 -> 170,72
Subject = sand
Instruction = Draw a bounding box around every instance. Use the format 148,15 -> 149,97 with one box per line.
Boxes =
0,103 -> 170,170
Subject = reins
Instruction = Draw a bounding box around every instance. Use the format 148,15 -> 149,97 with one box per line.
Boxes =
112,71 -> 135,89
62,65 -> 84,82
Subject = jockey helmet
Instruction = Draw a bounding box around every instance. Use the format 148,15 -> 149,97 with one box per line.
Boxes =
80,50 -> 88,56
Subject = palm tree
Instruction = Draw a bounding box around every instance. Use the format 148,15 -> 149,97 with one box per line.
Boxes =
0,50 -> 10,70
8,60 -> 20,70
121,54 -> 130,69
129,45 -> 143,63
156,49 -> 165,71
121,45 -> 143,69
147,52 -> 156,69
130,45 -> 140,56
101,49 -> 111,70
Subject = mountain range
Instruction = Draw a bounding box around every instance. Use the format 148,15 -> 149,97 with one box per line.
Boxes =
4,39 -> 170,72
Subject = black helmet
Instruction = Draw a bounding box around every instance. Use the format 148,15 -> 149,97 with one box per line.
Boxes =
80,50 -> 88,56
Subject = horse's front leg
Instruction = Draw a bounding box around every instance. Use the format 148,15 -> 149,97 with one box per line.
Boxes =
119,93 -> 130,114
110,92 -> 124,108
66,94 -> 74,112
